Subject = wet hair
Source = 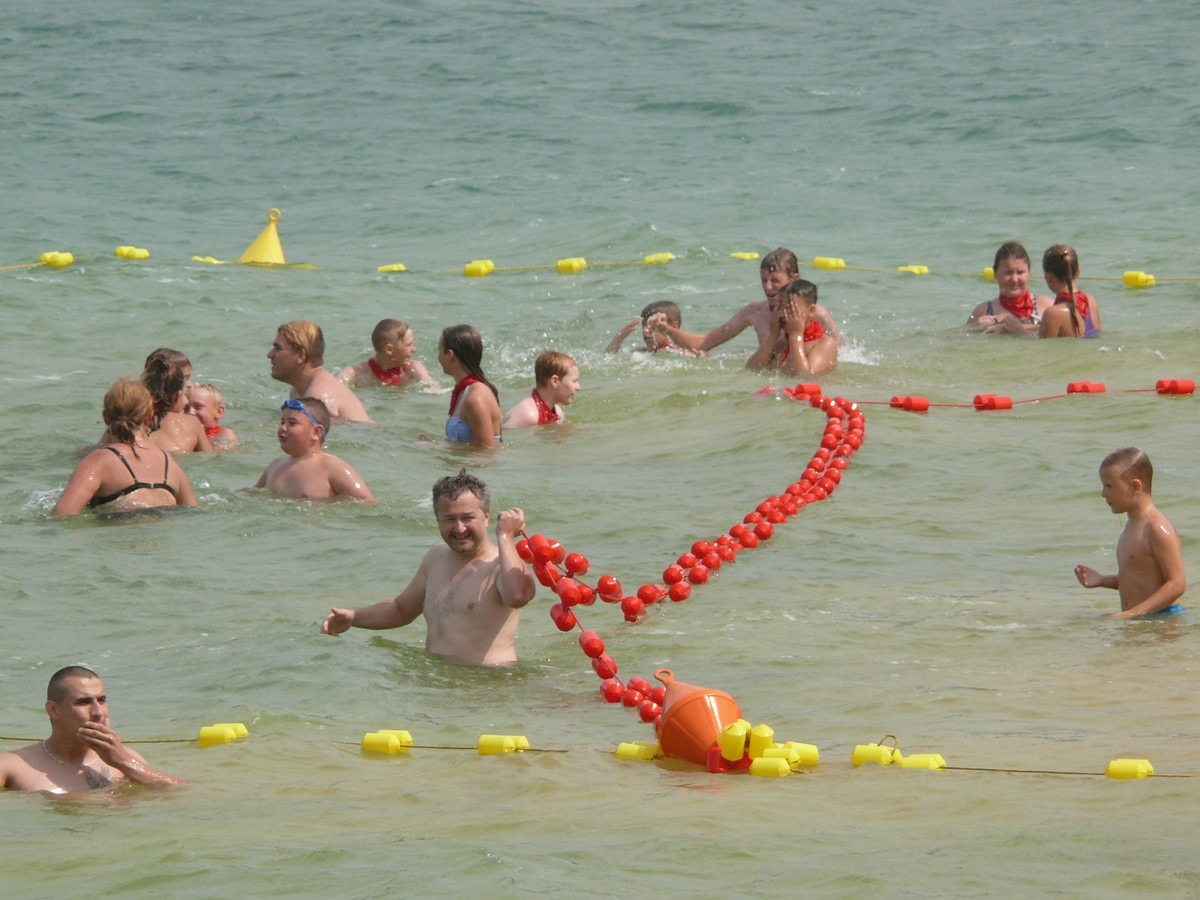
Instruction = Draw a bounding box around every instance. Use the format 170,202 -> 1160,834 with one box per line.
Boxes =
47,665 -> 100,703
432,468 -> 491,514
142,357 -> 188,430
761,247 -> 800,277
103,378 -> 154,453
640,300 -> 682,326
1101,447 -> 1153,493
192,383 -> 224,407
277,321 -> 325,367
371,318 -> 410,353
778,278 -> 818,306
534,351 -> 576,387
993,241 -> 1031,270
440,324 -> 499,401
291,396 -> 331,442
1043,244 -> 1082,337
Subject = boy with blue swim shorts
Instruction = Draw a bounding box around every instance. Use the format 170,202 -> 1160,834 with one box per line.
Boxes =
1074,448 -> 1186,618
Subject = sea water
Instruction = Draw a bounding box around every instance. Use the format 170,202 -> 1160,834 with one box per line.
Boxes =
2,0 -> 1199,896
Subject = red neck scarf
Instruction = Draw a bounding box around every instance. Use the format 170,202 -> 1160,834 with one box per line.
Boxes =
531,389 -> 561,424
368,358 -> 402,386
1056,291 -> 1090,318
448,375 -> 482,415
998,290 -> 1034,320
204,424 -> 221,439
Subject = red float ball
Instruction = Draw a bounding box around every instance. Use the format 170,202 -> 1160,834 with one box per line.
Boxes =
578,630 -> 605,658
740,532 -> 760,549
821,433 -> 839,450
620,596 -> 645,621
549,602 -> 577,632
556,579 -> 582,607
600,678 -> 625,703
716,545 -> 735,563
767,510 -> 787,524
729,524 -> 750,540
597,574 -> 623,601
622,689 -> 644,708
688,565 -> 710,584
639,701 -> 662,723
592,653 -> 619,679
743,511 -> 764,525
576,584 -> 596,605
637,584 -> 664,604
702,551 -> 722,570
648,686 -> 666,706
516,539 -> 532,562
528,534 -> 553,565
668,581 -> 691,602
691,540 -> 714,558
754,522 -> 774,540
677,552 -> 698,569
564,552 -> 590,575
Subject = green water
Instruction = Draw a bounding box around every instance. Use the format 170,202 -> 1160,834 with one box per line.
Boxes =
2,0 -> 1199,895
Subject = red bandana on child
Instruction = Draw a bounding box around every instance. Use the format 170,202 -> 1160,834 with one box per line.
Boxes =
448,375 -> 483,415
998,291 -> 1035,320
204,425 -> 221,439
1056,291 -> 1091,318
368,358 -> 402,386
531,389 -> 561,425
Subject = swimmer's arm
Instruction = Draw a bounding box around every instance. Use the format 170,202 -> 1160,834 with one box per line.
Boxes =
327,458 -> 375,503
323,560 -> 428,634
677,309 -> 750,353
1074,565 -> 1116,589
1090,296 -> 1102,331
496,507 -> 536,608
746,310 -> 784,371
51,453 -> 105,515
78,723 -> 189,788
605,318 -> 641,353
461,388 -> 498,450
175,467 -> 199,508
335,388 -> 372,425
1113,523 -> 1187,619
406,360 -> 439,386
192,419 -> 214,453
501,398 -> 537,429
813,304 -> 843,345
336,364 -> 360,386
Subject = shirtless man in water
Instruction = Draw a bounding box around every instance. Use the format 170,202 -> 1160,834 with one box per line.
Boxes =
322,470 -> 536,666
269,320 -> 371,423
0,666 -> 187,792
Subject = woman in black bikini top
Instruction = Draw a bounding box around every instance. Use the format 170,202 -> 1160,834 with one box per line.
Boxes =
52,379 -> 198,515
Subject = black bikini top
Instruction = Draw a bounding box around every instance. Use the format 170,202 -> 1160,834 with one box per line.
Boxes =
88,446 -> 178,509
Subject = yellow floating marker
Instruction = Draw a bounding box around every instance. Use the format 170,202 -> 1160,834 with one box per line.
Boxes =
719,722 -> 749,763
813,257 -> 846,270
730,251 -> 760,260
361,731 -> 407,755
477,734 -> 523,755
851,742 -> 902,767
1106,758 -> 1154,780
212,722 -> 249,739
376,729 -> 414,748
237,208 -> 286,266
897,265 -> 929,275
899,753 -> 946,770
641,252 -> 674,266
748,724 -> 774,760
782,741 -> 820,767
376,262 -> 408,273
197,725 -> 238,748
983,266 -> 995,282
39,251 -> 75,268
615,741 -> 659,761
749,757 -> 791,777
1122,270 -> 1156,288
463,259 -> 495,277
115,246 -> 151,260
192,256 -> 226,265
556,257 -> 588,274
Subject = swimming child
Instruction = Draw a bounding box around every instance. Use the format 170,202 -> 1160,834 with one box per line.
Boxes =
1039,244 -> 1101,338
1074,447 -> 1185,618
606,301 -> 704,355
100,354 -> 212,453
188,383 -> 239,449
746,278 -> 838,375
338,318 -> 438,389
254,397 -> 375,502
55,379 -> 198,515
502,351 -> 581,428
965,241 -> 1054,335
659,248 -> 843,358
438,324 -> 502,450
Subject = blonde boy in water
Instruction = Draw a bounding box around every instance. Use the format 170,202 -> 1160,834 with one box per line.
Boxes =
1074,447 -> 1186,618
254,398 -> 375,502
607,301 -> 703,355
502,351 -> 581,428
188,384 -> 239,449
338,318 -> 438,388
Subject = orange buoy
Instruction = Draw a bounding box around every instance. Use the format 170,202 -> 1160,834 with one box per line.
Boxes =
653,668 -> 743,766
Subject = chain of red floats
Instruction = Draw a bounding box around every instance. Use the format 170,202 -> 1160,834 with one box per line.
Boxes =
514,383 -> 865,735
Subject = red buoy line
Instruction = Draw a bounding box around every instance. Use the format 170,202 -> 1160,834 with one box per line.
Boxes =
516,391 -> 866,733
847,378 -> 1194,414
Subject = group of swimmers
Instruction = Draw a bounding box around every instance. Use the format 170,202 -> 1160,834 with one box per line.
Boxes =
965,242 -> 1101,338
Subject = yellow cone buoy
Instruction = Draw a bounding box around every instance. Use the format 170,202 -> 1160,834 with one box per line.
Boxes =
237,208 -> 286,265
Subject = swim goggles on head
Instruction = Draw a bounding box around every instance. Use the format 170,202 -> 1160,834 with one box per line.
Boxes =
281,398 -> 323,429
